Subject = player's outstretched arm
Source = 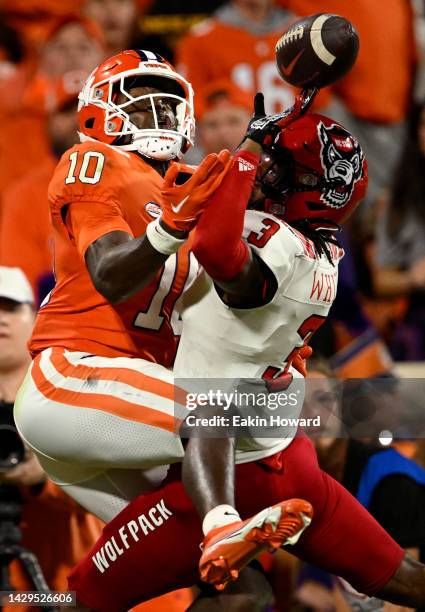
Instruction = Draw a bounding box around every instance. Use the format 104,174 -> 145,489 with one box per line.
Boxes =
77,153 -> 230,304
191,93 -> 284,306
190,153 -> 269,307
85,229 -> 174,304
192,89 -> 321,305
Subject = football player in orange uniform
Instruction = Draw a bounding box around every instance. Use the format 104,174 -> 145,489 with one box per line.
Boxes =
14,50 -> 310,588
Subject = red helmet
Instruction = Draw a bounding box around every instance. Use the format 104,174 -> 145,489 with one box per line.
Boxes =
258,113 -> 368,228
78,49 -> 195,160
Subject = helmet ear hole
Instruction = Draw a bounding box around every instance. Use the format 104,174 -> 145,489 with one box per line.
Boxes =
85,118 -> 95,128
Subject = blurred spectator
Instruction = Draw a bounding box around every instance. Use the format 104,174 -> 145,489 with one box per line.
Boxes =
294,566 -> 349,612
283,0 -> 417,209
23,16 -> 106,108
2,0 -> 85,50
0,267 -> 103,610
373,102 -> 425,361
297,359 -> 425,610
0,20 -> 32,118
0,19 -> 25,82
314,233 -> 394,379
83,0 -> 139,56
197,80 -> 252,151
0,81 -> 81,305
186,79 -> 252,163
176,0 -> 301,115
412,0 -> 425,104
0,15 -> 105,204
302,358 -> 342,446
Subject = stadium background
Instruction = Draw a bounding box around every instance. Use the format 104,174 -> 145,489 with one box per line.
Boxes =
0,0 -> 424,610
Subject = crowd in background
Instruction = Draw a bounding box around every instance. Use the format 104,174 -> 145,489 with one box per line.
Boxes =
0,0 -> 424,610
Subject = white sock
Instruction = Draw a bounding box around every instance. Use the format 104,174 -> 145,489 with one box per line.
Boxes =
202,504 -> 241,536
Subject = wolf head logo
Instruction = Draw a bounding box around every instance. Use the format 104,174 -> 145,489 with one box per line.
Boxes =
318,122 -> 363,209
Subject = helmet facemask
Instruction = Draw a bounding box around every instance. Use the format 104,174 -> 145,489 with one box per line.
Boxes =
255,149 -> 294,201
79,66 -> 195,160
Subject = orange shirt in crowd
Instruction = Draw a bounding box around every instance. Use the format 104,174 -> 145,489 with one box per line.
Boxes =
5,479 -> 103,612
0,59 -> 37,118
2,0 -> 82,16
0,15 -> 104,198
30,141 -> 194,366
133,589 -> 194,611
282,0 -> 416,123
176,10 -> 330,115
0,103 -> 51,197
3,0 -> 84,48
0,157 -> 56,303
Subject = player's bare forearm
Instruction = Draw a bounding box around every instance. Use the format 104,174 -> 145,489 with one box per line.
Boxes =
191,96 -> 280,298
376,553 -> 425,607
85,228 -> 185,303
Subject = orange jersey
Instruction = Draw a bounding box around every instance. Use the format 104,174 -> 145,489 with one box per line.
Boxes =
284,0 -> 416,122
29,141 -> 198,367
176,9 -> 330,114
3,1 -> 85,49
2,0 -> 82,15
0,157 -> 56,301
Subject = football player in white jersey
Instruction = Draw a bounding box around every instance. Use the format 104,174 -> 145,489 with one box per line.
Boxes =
174,92 -> 367,585
68,96 -> 425,611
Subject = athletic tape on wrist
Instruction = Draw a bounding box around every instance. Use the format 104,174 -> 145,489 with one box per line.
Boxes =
146,218 -> 186,255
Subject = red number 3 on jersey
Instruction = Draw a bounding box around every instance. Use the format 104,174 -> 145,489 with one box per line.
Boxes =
247,218 -> 280,248
262,314 -> 326,388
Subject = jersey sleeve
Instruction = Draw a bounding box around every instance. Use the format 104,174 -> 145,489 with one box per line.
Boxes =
48,143 -> 134,257
65,200 -> 133,258
242,210 -> 304,287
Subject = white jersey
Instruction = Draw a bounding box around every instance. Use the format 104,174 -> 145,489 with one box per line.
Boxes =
174,210 -> 344,462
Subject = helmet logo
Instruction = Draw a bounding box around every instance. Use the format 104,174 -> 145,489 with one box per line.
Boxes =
318,122 -> 363,208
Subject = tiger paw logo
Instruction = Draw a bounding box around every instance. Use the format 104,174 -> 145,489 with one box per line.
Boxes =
318,122 -> 363,208
145,201 -> 161,218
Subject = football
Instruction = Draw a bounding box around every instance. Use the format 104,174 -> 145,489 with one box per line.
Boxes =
275,13 -> 359,89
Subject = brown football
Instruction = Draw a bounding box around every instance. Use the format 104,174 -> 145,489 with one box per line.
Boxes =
275,13 -> 359,89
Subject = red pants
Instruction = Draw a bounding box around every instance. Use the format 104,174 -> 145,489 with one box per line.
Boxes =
69,437 -> 404,611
